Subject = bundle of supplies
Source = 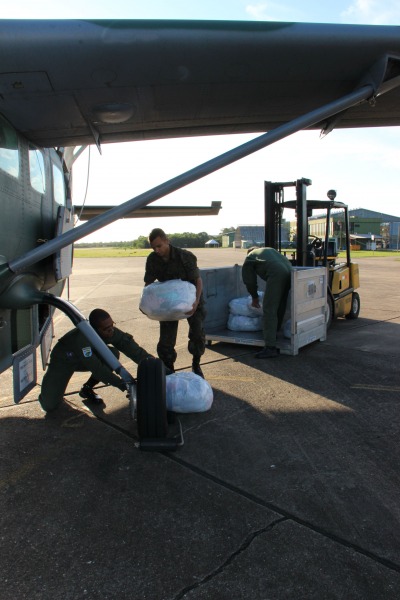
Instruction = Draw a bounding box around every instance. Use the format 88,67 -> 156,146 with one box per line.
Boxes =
139,279 -> 196,321
227,292 -> 263,332
166,372 -> 213,413
283,318 -> 291,339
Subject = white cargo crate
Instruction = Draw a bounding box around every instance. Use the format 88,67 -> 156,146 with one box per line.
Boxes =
200,264 -> 327,355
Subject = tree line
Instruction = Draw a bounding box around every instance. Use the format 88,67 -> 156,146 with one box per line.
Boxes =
75,228 -> 236,249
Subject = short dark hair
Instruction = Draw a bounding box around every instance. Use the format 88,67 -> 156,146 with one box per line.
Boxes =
89,308 -> 111,330
149,228 -> 167,243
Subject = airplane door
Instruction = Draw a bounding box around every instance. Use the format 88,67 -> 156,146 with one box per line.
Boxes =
54,204 -> 73,281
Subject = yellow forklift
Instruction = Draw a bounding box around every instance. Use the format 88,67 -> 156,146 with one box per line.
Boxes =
264,178 -> 360,328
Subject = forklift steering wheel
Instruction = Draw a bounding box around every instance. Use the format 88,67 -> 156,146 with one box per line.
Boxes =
309,235 -> 323,249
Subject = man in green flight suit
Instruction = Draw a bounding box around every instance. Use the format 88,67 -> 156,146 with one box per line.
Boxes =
144,228 -> 206,378
38,308 -> 153,412
242,247 -> 292,358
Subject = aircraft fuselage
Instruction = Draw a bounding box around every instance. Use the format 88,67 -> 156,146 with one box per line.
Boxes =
0,112 -> 72,373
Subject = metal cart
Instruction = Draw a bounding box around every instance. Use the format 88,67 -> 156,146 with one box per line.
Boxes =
200,264 -> 327,356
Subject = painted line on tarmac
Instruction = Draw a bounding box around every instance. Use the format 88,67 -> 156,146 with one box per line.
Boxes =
61,413 -> 86,428
351,384 -> 400,392
206,376 -> 255,382
0,458 -> 44,491
53,273 -> 115,325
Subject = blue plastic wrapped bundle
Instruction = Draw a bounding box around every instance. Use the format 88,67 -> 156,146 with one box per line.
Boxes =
228,292 -> 264,316
283,319 -> 292,339
227,314 -> 263,332
166,372 -> 213,413
227,292 -> 264,331
139,279 -> 196,321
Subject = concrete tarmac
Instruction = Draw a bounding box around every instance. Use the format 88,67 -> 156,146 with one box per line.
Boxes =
1,249 -> 400,599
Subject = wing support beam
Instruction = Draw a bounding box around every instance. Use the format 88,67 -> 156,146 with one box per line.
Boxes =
74,201 -> 222,221
321,54 -> 400,136
4,82 -> 385,274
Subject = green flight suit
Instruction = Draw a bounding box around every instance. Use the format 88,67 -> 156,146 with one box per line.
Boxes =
242,248 -> 292,347
144,245 -> 206,368
39,326 -> 151,411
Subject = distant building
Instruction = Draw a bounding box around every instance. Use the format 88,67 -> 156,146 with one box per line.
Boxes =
228,209 -> 400,251
205,239 -> 219,247
235,226 -> 265,249
388,221 -> 400,249
306,208 -> 400,250
233,223 -> 290,248
221,232 -> 235,247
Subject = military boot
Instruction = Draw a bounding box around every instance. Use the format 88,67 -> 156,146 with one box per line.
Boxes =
79,384 -> 105,405
192,359 -> 204,378
255,346 -> 280,359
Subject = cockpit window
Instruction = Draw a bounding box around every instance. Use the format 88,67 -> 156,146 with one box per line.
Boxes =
0,114 -> 19,178
29,147 -> 46,193
52,163 -> 65,205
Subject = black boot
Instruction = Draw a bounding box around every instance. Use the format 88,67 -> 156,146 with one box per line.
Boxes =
192,359 -> 204,378
255,346 -> 280,359
163,362 -> 175,375
79,384 -> 105,405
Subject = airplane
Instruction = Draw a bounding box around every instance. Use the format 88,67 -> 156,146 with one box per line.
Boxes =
1,19 -> 400,429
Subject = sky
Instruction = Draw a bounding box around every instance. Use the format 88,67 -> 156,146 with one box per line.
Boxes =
3,1 -> 400,242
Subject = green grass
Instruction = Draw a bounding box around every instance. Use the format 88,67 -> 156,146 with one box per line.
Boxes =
283,249 -> 398,259
73,246 -> 400,259
338,250 -> 399,259
73,247 -> 151,258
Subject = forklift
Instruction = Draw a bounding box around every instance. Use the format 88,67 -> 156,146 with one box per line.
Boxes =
264,178 -> 360,328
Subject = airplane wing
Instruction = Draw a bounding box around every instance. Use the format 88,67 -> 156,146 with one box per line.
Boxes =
75,201 -> 222,220
1,19 -> 400,148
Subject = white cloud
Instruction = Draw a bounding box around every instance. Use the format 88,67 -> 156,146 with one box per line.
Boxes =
245,2 -> 293,21
246,3 -> 268,19
342,0 -> 400,25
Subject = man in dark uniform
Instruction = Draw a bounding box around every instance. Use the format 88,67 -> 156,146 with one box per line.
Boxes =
38,308 -> 153,412
144,228 -> 206,378
242,247 -> 292,358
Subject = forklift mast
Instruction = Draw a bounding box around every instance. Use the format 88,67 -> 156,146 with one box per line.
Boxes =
264,178 -> 351,267
264,178 -> 311,266
264,178 -> 360,326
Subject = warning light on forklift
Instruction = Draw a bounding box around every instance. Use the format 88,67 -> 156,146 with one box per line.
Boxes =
327,189 -> 337,200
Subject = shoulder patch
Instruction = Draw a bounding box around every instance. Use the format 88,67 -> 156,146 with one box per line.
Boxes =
82,346 -> 93,358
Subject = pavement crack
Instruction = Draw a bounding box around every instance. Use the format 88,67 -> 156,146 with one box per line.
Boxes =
78,415 -> 400,577
166,454 -> 400,575
171,517 -> 287,600
63,389 -> 400,578
182,405 -> 250,433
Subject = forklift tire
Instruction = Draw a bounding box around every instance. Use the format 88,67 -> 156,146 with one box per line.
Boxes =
326,294 -> 334,329
136,358 -> 168,439
346,291 -> 360,320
